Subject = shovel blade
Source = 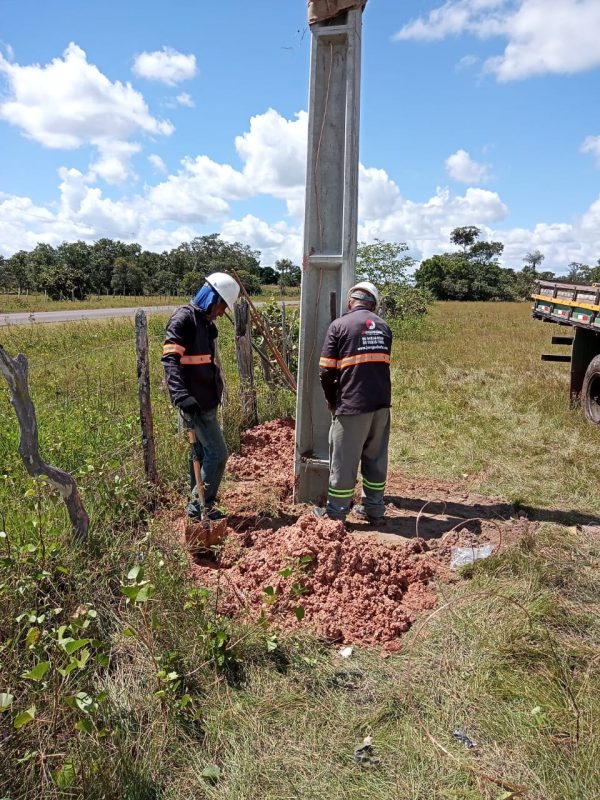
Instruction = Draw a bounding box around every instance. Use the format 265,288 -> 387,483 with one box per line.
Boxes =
185,516 -> 228,556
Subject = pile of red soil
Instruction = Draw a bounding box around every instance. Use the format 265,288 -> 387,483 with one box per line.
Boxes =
227,417 -> 295,490
199,513 -> 437,644
186,417 -> 438,645
222,418 -> 296,526
181,417 -> 527,645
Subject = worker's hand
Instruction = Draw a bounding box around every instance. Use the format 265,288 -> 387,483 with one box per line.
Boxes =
180,397 -> 201,418
326,401 -> 335,413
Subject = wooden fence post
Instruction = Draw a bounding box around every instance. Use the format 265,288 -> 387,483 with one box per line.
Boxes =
234,298 -> 258,428
134,310 -> 159,486
0,346 -> 89,541
281,302 -> 288,366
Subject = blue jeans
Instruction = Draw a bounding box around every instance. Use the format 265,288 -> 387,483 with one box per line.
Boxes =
182,407 -> 228,510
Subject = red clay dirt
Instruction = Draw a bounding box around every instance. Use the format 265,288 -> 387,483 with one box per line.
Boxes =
175,418 -> 532,646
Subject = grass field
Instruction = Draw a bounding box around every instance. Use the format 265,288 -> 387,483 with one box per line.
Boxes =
0,301 -> 599,800
0,288 -> 300,314
390,302 -> 600,516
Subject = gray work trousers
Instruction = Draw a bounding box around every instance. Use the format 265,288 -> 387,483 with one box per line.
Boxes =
326,407 -> 390,521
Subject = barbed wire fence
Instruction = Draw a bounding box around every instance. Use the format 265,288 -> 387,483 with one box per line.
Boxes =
0,302 -> 297,541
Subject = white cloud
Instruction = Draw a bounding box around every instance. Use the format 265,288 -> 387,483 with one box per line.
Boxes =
176,92 -> 195,108
0,192 -> 54,224
358,183 -> 508,261
2,106 -> 600,276
456,54 -> 478,71
89,141 -> 141,185
0,43 -> 173,149
148,154 -> 168,174
394,0 -> 600,81
445,149 -> 491,183
581,135 -> 600,167
146,155 -> 247,223
1,41 -> 14,61
359,166 -> 402,220
235,108 -> 307,216
394,0 -> 506,42
132,47 -> 197,86
500,222 -> 592,270
221,215 -> 302,265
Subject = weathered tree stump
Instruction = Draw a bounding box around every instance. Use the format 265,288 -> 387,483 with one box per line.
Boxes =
0,346 -> 89,541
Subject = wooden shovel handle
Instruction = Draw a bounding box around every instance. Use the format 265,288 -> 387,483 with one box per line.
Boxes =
187,429 -> 207,508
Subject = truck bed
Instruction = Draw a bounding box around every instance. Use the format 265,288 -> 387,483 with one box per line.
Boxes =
532,280 -> 600,330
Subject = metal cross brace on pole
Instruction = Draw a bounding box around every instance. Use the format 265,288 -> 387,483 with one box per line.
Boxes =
294,6 -> 364,503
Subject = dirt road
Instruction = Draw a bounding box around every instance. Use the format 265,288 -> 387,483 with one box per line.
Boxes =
0,300 -> 297,326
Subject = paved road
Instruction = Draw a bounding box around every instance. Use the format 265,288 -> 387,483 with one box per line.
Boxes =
0,300 -> 298,326
0,305 -> 179,327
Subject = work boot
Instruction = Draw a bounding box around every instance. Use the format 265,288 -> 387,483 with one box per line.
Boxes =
351,504 -> 384,524
187,501 -> 226,522
187,498 -> 202,520
312,507 -> 345,523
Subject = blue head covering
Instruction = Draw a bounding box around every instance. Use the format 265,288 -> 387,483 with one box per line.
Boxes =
192,282 -> 221,312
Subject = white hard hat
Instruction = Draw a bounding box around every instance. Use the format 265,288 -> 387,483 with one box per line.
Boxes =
206,272 -> 240,309
349,280 -> 380,306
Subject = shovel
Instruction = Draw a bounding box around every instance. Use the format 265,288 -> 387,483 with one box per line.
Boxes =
185,429 -> 228,555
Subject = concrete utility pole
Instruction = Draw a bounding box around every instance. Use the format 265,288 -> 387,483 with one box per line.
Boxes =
295,4 -> 365,502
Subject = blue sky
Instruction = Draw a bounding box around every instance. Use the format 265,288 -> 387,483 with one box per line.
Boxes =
1,0 -> 599,274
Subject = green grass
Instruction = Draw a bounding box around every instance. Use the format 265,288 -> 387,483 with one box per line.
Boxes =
0,313 -> 295,538
1,301 -> 599,799
390,302 -> 600,517
0,288 -> 300,314
0,293 -> 184,313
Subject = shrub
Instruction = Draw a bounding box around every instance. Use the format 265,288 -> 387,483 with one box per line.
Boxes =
380,284 -> 430,320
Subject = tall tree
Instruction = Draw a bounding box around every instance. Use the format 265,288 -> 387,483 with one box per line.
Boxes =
28,243 -> 57,291
415,228 -> 511,301
275,258 -> 300,295
523,249 -> 545,274
6,251 -> 34,295
356,239 -> 415,287
260,266 -> 279,285
450,226 -> 481,253
55,241 -> 93,299
565,262 -> 591,283
111,257 -> 131,295
0,255 -> 14,292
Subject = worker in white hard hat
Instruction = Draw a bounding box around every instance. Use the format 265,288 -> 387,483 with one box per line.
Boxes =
314,280 -> 392,524
162,272 -> 240,521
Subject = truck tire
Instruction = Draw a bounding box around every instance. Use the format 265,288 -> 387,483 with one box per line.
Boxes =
582,355 -> 600,425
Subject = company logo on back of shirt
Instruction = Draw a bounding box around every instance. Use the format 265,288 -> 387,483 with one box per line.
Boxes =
364,319 -> 377,332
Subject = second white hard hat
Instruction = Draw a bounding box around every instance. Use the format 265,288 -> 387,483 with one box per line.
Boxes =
349,280 -> 380,306
206,272 -> 240,309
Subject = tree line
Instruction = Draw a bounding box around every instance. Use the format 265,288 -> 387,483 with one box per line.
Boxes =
414,226 -> 600,301
2,227 -> 599,304
0,235 -> 301,300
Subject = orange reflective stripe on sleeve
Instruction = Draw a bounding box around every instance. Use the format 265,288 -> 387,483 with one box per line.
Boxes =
163,343 -> 185,356
338,353 -> 391,369
319,356 -> 339,369
180,354 -> 212,365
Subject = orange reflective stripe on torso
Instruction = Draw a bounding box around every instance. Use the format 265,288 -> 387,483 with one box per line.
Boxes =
180,354 -> 212,365
338,353 -> 391,369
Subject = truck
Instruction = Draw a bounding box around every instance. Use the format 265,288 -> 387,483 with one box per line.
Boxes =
531,279 -> 600,424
